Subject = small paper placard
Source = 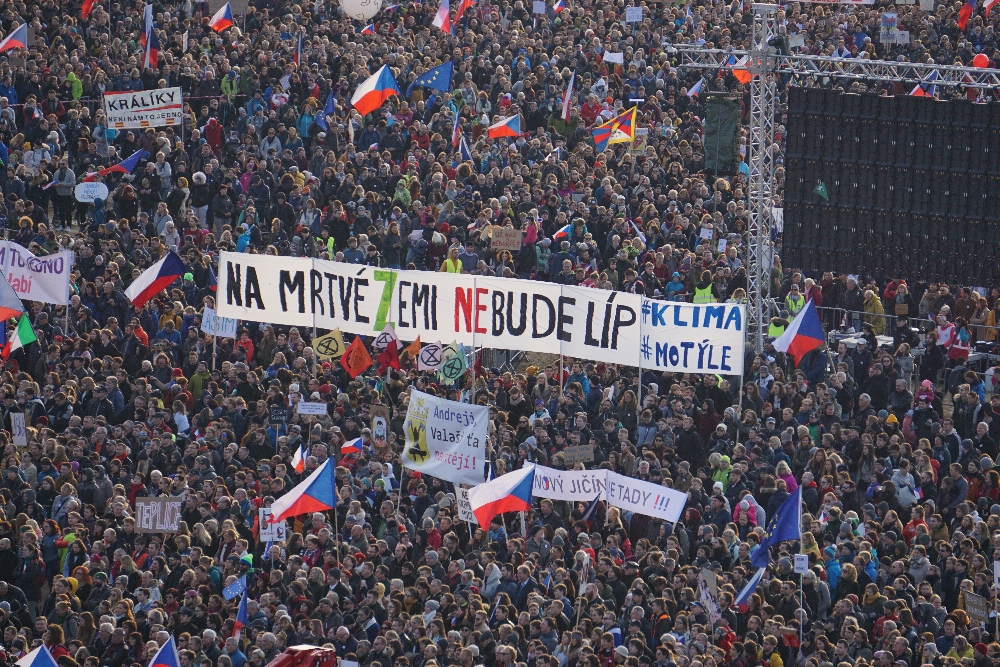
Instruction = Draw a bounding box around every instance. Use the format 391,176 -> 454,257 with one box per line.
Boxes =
533,0 -> 546,13
296,401 -> 328,415
793,554 -> 810,574
788,34 -> 806,49
603,51 -> 624,64
625,6 -> 643,22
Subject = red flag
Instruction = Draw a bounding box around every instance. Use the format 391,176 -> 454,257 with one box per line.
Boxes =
82,0 -> 96,19
340,336 -> 373,379
377,343 -> 401,374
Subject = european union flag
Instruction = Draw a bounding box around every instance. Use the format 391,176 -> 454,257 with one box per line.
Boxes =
406,61 -> 454,98
750,487 -> 802,568
316,90 -> 336,132
222,574 -> 247,601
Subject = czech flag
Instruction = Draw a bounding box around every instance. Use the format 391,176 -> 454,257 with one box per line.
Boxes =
267,457 -> 337,524
340,437 -> 363,455
773,298 -> 825,365
467,463 -> 535,527
459,135 -> 473,161
959,0 -> 977,28
124,250 -> 187,309
291,442 -> 307,473
361,23 -> 375,34
208,265 -> 218,291
292,29 -> 303,66
451,105 -> 462,147
433,0 -> 452,33
0,272 -> 24,322
455,0 -> 476,22
82,148 -> 145,182
147,636 -> 181,667
233,589 -> 249,639
351,64 -> 402,116
209,2 -> 234,32
910,70 -> 939,97
687,77 -> 704,97
82,0 -> 97,20
553,0 -> 568,11
16,645 -> 60,667
561,70 -> 575,121
734,567 -> 766,612
581,493 -> 600,527
553,224 -> 572,241
143,25 -> 160,69
987,0 -> 999,19
0,24 -> 28,53
487,115 -> 520,138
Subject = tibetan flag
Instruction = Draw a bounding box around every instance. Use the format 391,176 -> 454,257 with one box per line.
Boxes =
467,463 -> 535,527
143,24 -> 160,69
233,589 -> 249,639
0,24 -> 28,53
267,457 -> 337,523
451,105 -> 462,147
959,0 -> 977,28
773,299 -> 825,365
592,106 -> 636,151
208,265 -> 217,291
340,336 -> 373,379
351,64 -> 402,116
221,575 -> 247,601
82,148 -> 145,182
147,636 -> 181,667
687,77 -> 704,97
316,90 -> 336,131
455,0 -> 476,22
2,314 -> 35,360
291,442 -> 307,473
82,0 -> 97,19
910,70 -> 939,97
124,250 -> 186,308
433,0 -> 452,32
293,29 -> 303,66
340,437 -> 363,455
553,224 -> 572,241
734,567 -> 766,611
751,487 -> 803,568
209,2 -> 234,32
561,70 -> 575,121
487,115 -> 520,138
459,135 -> 473,161
15,645 -> 59,667
553,0 -> 568,11
406,61 -> 454,97
361,23 -> 375,34
0,272 -> 24,321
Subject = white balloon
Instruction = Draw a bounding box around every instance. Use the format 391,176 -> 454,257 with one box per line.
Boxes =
341,0 -> 383,21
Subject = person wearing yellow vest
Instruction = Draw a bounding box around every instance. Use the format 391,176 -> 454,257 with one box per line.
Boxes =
785,284 -> 806,316
440,247 -> 463,274
768,314 -> 790,338
693,270 -> 717,304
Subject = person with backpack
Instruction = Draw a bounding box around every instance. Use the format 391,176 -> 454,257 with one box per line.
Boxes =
14,544 -> 44,618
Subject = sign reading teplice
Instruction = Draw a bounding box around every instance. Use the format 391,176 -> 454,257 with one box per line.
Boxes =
216,253 -> 746,373
134,497 -> 182,533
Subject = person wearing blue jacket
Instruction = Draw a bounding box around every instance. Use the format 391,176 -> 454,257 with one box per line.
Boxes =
823,546 -> 842,598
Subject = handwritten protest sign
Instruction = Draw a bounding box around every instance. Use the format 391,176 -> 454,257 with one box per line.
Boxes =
491,228 -> 524,252
401,389 -> 487,485
560,444 -> 595,465
135,497 -> 182,533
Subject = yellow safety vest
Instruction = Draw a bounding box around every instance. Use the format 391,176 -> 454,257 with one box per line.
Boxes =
693,285 -> 715,304
786,293 -> 805,315
769,322 -> 786,337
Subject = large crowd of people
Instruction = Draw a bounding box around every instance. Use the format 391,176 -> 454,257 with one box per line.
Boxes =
0,4 -> 998,667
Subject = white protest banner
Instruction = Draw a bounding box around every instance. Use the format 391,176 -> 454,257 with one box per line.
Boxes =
919,0 -> 934,9
296,402 -> 328,415
605,471 -> 686,523
532,465 -> 607,502
603,51 -> 624,64
532,0 -> 546,12
216,253 -> 316,327
259,507 -> 287,542
794,554 -> 810,574
200,306 -> 238,338
456,487 -> 479,524
134,497 -> 182,533
217,253 -> 746,373
10,412 -> 26,447
401,389 -> 487,486
74,182 -> 108,203
560,286 -> 642,367
625,6 -> 642,22
0,243 -> 72,306
639,300 -> 745,374
470,278 -> 561,355
103,87 -> 184,129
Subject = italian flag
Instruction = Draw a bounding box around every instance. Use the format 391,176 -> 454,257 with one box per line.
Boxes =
2,315 -> 36,359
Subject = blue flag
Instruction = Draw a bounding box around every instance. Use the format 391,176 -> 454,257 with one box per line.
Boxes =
459,136 -> 473,162
222,574 -> 247,601
316,90 -> 336,132
406,61 -> 454,98
751,487 -> 802,568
